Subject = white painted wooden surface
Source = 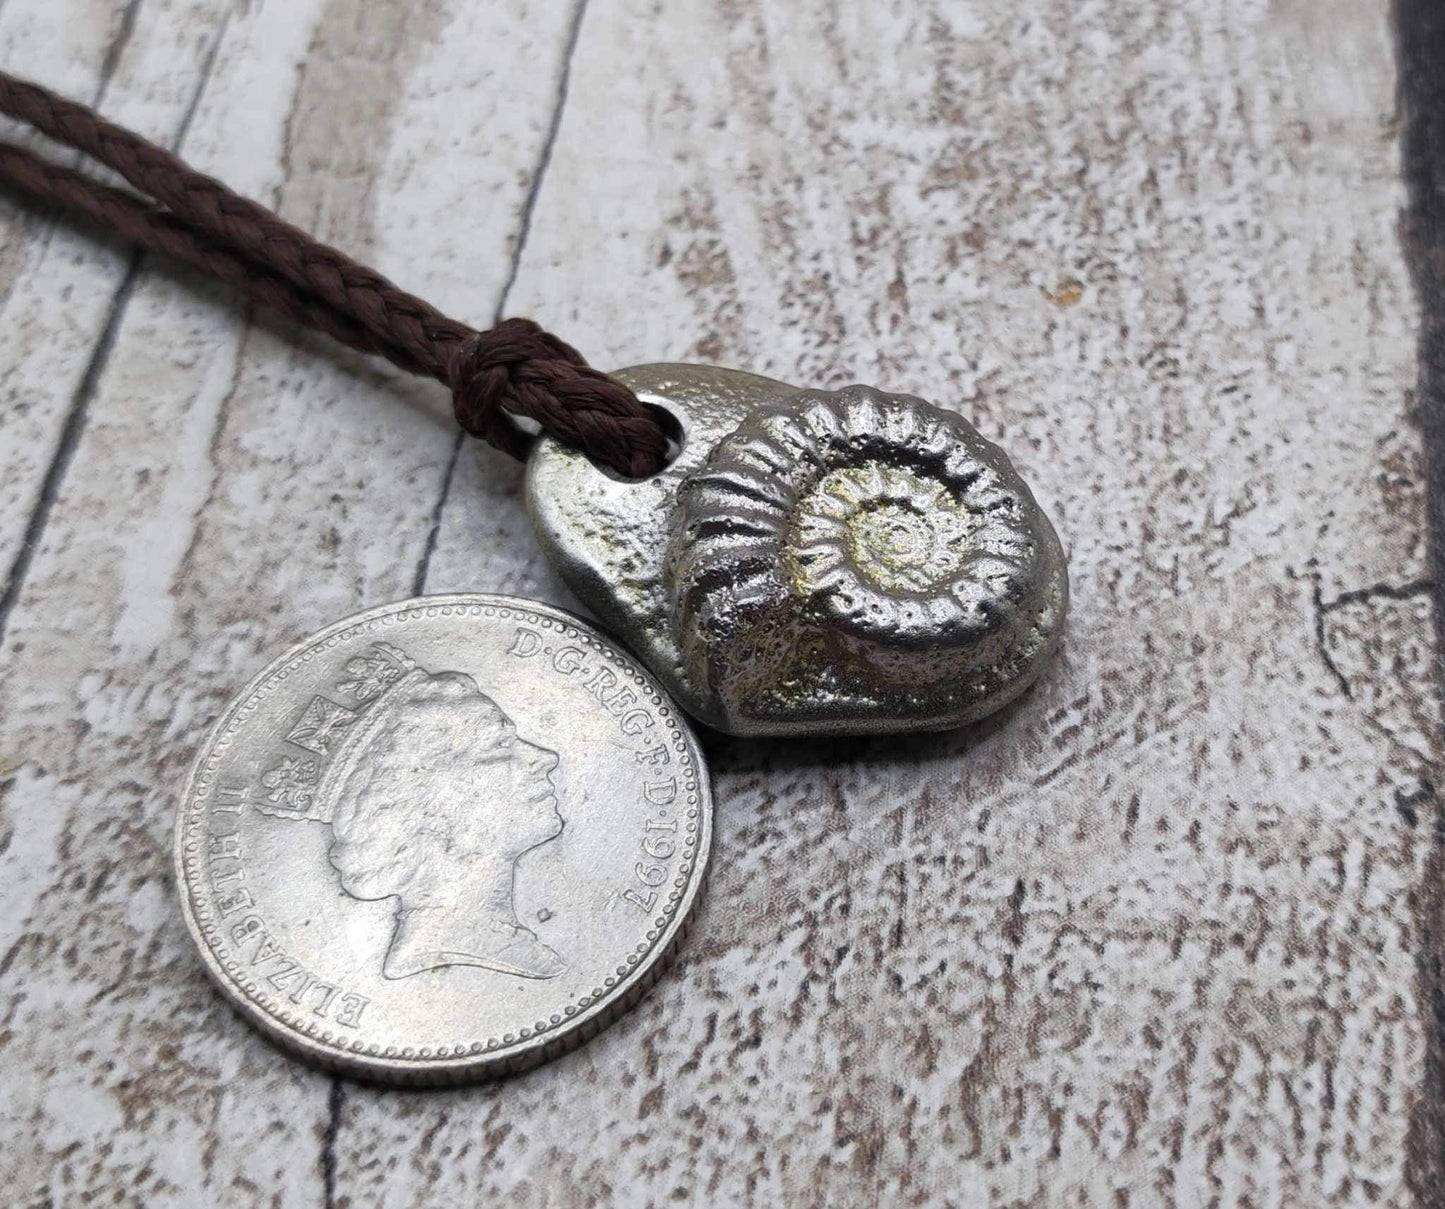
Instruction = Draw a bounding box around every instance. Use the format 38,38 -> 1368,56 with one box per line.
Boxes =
0,1 -> 1436,1206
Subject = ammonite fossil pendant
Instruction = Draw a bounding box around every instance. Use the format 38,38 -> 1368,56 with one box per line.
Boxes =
527,364 -> 1068,737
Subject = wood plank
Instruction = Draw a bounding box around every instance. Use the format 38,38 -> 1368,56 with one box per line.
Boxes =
0,1 -> 583,1204
0,0 -> 238,619
405,0 -> 1438,1206
0,0 -> 1435,1205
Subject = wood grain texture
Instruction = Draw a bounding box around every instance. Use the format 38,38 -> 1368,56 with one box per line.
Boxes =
0,0 -> 1436,1206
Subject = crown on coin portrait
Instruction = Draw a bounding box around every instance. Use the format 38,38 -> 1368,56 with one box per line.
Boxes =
256,641 -> 423,826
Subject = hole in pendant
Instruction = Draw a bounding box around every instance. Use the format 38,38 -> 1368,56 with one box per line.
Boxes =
592,401 -> 686,481
646,403 -> 686,471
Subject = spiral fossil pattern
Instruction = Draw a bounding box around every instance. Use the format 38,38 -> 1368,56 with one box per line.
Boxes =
668,385 -> 1068,733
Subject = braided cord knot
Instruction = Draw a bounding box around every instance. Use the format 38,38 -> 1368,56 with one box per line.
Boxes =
450,319 -> 665,477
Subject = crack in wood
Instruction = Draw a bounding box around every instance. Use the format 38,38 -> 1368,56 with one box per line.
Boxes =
0,249 -> 144,649
320,1077 -> 343,1209
1312,574 -> 1434,702
412,0 -> 596,595
0,11 -> 231,650
1319,577 -> 1435,613
0,0 -> 147,323
94,0 -> 146,109
1312,577 -> 1355,700
411,429 -> 464,597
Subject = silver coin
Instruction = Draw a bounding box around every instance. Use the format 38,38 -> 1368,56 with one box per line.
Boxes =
174,595 -> 712,1084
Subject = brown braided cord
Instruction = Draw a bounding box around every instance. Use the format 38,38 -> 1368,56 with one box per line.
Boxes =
0,72 -> 667,476
0,142 -> 426,370
449,321 -> 670,476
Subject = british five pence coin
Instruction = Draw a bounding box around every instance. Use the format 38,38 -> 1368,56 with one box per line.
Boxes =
174,595 -> 713,1084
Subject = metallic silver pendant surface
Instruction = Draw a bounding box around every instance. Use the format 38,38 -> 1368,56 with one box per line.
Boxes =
175,595 -> 712,1084
528,365 -> 1069,737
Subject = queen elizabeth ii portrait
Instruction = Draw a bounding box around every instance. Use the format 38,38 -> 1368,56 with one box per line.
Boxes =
262,646 -> 567,981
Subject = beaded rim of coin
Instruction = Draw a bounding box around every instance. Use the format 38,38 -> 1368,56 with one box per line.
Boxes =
174,594 -> 713,1085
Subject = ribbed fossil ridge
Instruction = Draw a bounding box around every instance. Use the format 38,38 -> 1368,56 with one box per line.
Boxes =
668,385 -> 1066,731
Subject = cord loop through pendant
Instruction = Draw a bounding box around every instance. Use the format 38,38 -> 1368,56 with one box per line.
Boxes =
450,319 -> 666,476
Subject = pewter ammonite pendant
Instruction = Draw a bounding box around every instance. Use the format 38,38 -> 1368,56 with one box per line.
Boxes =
528,365 -> 1068,737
